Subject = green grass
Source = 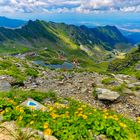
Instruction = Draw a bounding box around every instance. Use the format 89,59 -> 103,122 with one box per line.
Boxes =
0,89 -> 140,140
0,56 -> 39,84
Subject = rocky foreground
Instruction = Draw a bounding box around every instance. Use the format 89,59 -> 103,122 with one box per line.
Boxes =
1,67 -> 140,121
0,56 -> 140,139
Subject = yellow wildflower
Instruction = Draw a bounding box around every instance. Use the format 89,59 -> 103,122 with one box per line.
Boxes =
78,108 -> 83,111
44,122 -> 49,129
137,117 -> 140,121
16,106 -> 20,110
30,106 -> 35,111
65,111 -> 70,118
119,122 -> 127,128
88,112 -> 92,115
49,106 -> 54,112
81,105 -> 87,108
93,109 -> 97,112
0,110 -> 5,115
82,115 -> 87,120
30,121 -> 34,125
19,108 -> 24,113
33,114 -> 37,117
137,117 -> 140,123
5,108 -> 9,113
50,112 -> 58,119
19,116 -> 23,121
44,128 -> 53,136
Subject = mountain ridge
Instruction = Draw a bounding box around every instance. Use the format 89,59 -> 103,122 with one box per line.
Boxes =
0,20 -> 129,49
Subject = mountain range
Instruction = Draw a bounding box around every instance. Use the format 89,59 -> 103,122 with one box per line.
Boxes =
0,16 -> 26,28
0,19 -> 132,71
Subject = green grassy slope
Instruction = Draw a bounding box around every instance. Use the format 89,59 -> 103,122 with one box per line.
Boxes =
108,45 -> 140,79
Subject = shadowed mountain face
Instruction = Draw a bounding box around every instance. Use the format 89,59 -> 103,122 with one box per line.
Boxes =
0,16 -> 26,28
0,20 -> 129,51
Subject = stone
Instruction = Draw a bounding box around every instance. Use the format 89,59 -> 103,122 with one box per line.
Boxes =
135,64 -> 140,70
133,91 -> 140,97
96,134 -> 108,140
96,88 -> 120,101
44,135 -> 58,140
21,98 -> 47,111
0,80 -> 11,92
127,82 -> 140,89
81,88 -> 88,94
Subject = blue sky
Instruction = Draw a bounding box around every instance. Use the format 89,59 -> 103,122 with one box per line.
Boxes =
0,0 -> 140,29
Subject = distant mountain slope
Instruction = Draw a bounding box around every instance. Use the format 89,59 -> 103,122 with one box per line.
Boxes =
127,33 -> 140,44
0,16 -> 26,28
120,29 -> 140,44
0,20 -> 129,49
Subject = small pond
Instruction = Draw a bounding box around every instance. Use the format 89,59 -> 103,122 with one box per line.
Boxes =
33,61 -> 74,70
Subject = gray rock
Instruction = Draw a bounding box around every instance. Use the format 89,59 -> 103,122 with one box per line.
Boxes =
135,64 -> 140,70
96,88 -> 120,101
0,80 -> 11,92
0,75 -> 15,84
81,88 -> 88,94
127,82 -> 140,89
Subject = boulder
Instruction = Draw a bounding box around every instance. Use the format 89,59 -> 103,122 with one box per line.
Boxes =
0,80 -> 11,92
21,98 -> 47,111
135,64 -> 140,70
0,75 -> 15,84
95,88 -> 120,101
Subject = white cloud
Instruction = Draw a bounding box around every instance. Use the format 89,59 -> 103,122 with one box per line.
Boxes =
0,0 -> 139,14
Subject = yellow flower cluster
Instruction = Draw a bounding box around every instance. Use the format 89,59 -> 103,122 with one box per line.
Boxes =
43,122 -> 53,136
49,102 -> 69,110
103,111 -> 127,128
30,121 -> 34,125
119,122 -> 127,128
18,115 -> 23,121
8,99 -> 17,105
75,107 -> 88,120
44,122 -> 49,129
103,113 -> 119,121
50,112 -> 58,119
44,128 -> 53,136
16,106 -> 24,113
